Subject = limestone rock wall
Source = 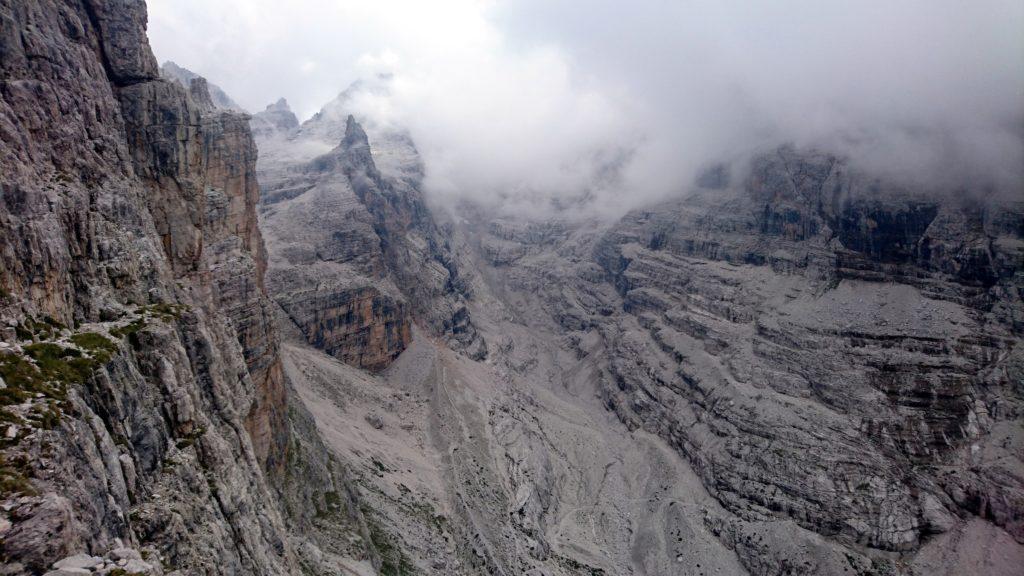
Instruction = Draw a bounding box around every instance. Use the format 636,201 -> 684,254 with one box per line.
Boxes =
257,105 -> 485,372
280,284 -> 411,372
590,150 -> 1024,564
0,1 -> 317,572
463,146 -> 1023,573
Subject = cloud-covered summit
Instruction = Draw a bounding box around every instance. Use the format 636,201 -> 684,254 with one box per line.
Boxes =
148,0 -> 1024,216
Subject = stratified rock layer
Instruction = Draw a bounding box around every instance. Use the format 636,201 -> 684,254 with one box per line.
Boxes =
257,91 -> 485,371
460,146 -> 1023,573
0,1 -> 369,574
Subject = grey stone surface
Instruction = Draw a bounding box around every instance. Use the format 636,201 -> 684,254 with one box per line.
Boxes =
0,1 -> 367,574
160,61 -> 243,111
1,1 -> 1019,575
256,84 -> 486,372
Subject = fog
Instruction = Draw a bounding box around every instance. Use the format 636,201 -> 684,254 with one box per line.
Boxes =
148,0 -> 1024,216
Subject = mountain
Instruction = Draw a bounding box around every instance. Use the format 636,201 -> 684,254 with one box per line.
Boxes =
297,75 -> 426,185
253,80 -> 1024,575
1,1 -> 1021,575
479,148 -> 1024,572
249,98 -> 299,139
254,79 -> 485,371
0,2 -> 385,575
160,61 -> 243,111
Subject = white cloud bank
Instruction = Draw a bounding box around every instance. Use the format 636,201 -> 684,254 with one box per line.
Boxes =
148,0 -> 1024,215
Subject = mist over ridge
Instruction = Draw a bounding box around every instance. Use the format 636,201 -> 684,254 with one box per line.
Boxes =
149,0 -> 1024,216
3,1 -> 1024,573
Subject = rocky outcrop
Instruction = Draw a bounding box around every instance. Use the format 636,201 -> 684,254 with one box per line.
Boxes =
160,61 -> 242,111
250,98 -> 298,139
257,89 -> 486,371
279,284 -> 411,372
458,146 -> 1024,574
0,1 -> 369,573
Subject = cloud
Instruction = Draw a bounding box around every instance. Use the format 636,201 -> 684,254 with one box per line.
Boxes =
148,0 -> 1024,216
344,46 -> 638,215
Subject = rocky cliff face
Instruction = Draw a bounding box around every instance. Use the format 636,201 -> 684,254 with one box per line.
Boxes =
456,146 -> 1023,574
160,61 -> 242,111
2,2 -> 1019,575
255,86 -> 485,372
0,2 -> 376,574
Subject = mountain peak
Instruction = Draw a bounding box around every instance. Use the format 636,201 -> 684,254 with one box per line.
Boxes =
251,97 -> 299,137
268,97 -> 291,112
343,115 -> 370,149
159,61 -> 243,111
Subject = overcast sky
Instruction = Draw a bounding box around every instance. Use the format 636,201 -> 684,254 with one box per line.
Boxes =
148,0 -> 1024,215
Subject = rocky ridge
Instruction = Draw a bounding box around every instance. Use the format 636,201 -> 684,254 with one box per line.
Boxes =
0,2 -> 383,574
453,147 -> 1024,573
254,82 -> 485,372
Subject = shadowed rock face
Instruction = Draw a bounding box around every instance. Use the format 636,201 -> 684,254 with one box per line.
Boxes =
281,283 -> 411,372
0,1 -> 367,573
117,52 -> 288,477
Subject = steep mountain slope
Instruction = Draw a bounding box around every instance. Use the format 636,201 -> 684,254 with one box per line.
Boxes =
254,82 -> 485,372
0,2 -> 381,574
252,73 -> 1024,574
454,148 -> 1024,574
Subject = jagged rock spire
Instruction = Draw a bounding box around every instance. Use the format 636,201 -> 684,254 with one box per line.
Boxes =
342,114 -> 370,150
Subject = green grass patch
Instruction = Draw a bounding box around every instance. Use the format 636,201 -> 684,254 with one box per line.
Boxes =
111,318 -> 148,339
13,324 -> 33,341
24,342 -> 94,389
0,408 -> 22,425
14,317 -> 66,342
365,513 -> 416,576
0,337 -> 113,409
136,303 -> 188,322
0,453 -> 35,499
27,401 -> 62,430
0,353 -> 43,403
70,332 -> 118,362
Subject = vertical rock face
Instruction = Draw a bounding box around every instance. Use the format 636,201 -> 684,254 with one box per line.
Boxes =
160,61 -> 243,111
0,0 -> 299,572
198,100 -> 289,475
282,285 -> 411,372
256,84 -> 486,371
